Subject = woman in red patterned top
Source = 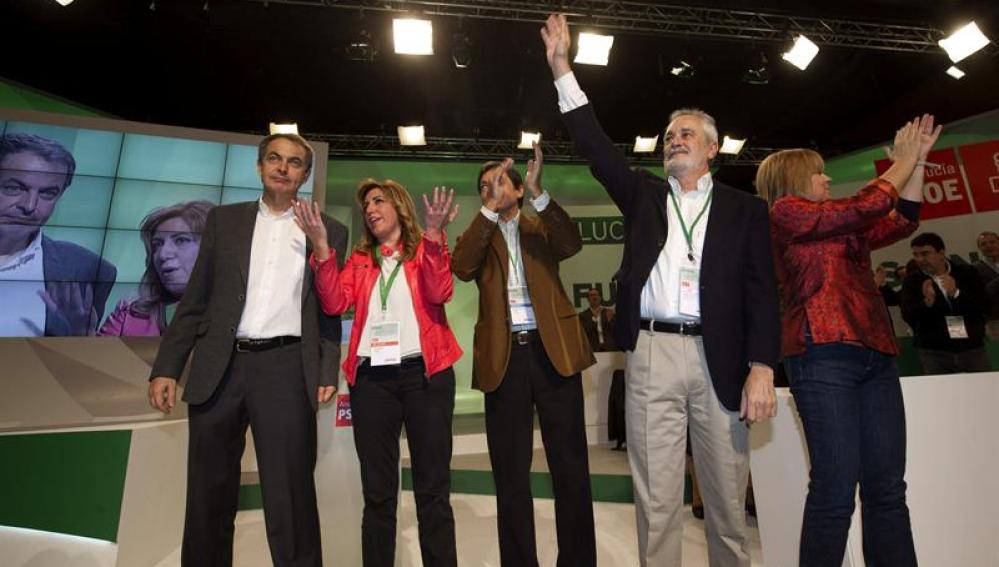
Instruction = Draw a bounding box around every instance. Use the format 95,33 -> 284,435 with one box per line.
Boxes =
757,115 -> 941,567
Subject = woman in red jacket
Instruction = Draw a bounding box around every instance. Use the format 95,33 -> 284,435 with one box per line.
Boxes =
757,115 -> 940,567
294,180 -> 461,567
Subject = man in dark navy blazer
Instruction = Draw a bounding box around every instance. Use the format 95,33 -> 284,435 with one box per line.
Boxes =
542,14 -> 780,567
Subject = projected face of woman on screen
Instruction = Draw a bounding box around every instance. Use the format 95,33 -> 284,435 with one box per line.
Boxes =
150,216 -> 200,298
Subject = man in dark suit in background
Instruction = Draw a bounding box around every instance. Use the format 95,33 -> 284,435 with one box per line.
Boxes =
973,230 -> 999,339
542,14 -> 780,567
148,133 -> 348,567
451,144 -> 597,567
0,133 -> 116,336
578,287 -> 616,352
902,232 -> 991,374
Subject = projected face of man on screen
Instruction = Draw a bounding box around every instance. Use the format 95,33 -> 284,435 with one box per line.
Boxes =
0,145 -> 70,255
0,133 -> 117,337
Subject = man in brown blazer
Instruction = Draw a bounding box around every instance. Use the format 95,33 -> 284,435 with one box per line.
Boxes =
452,143 -> 596,567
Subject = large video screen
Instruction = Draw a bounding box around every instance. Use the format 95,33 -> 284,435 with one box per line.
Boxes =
0,119 -> 313,337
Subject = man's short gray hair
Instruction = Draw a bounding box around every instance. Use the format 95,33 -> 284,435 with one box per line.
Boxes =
667,108 -> 719,145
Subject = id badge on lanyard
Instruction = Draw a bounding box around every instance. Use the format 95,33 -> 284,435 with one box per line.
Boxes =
369,320 -> 401,366
945,315 -> 969,339
508,286 -> 537,327
678,267 -> 701,317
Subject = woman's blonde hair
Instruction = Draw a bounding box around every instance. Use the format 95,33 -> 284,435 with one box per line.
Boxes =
354,178 -> 423,262
755,148 -> 825,207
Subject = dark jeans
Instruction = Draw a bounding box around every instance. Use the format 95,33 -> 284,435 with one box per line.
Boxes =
917,346 -> 992,375
184,342 -> 321,567
484,334 -> 596,567
784,343 -> 917,567
350,357 -> 457,567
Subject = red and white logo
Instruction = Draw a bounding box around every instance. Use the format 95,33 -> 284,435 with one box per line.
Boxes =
334,394 -> 352,427
874,148 -> 971,220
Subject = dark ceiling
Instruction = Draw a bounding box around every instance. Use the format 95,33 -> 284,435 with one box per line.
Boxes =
6,0 -> 999,189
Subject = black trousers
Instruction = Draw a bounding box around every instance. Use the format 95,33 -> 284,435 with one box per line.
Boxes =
182,342 -> 321,567
484,334 -> 597,567
350,357 -> 457,567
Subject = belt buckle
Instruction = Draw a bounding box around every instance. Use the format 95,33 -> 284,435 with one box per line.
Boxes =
515,331 -> 530,345
235,340 -> 248,353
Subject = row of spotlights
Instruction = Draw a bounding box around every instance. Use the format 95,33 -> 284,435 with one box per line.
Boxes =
272,122 -> 750,156
390,16 -> 989,78
54,4 -> 989,78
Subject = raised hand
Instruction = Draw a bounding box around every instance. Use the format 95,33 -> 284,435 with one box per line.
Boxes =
916,113 -> 943,161
38,282 -> 97,336
540,13 -> 572,78
481,158 -> 514,211
922,278 -> 937,307
422,186 -> 459,243
874,265 -> 888,288
292,199 -> 331,261
525,141 -> 544,199
890,118 -> 922,165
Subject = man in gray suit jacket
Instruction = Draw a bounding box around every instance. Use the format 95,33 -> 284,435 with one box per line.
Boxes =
149,133 -> 348,567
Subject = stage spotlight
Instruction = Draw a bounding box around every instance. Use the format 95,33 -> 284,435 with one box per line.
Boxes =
670,60 -> 696,79
452,32 -> 472,69
742,53 -> 770,85
575,33 -> 614,66
269,123 -> 299,135
782,35 -> 819,70
939,22 -> 990,63
54,0 -> 74,5
518,132 -> 541,150
946,66 -> 966,79
633,135 -> 659,153
398,125 -> 427,146
719,136 -> 746,155
393,19 -> 434,55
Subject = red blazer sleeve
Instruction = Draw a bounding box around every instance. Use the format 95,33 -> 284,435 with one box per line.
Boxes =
418,234 -> 455,305
310,250 -> 357,315
863,208 -> 918,251
771,179 -> 897,243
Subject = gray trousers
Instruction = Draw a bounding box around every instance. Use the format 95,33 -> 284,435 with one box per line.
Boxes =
626,331 -> 750,567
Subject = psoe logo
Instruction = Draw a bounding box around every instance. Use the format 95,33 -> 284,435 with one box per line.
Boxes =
335,394 -> 352,427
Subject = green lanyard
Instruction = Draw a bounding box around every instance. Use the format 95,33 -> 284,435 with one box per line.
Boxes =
668,189 -> 713,262
374,246 -> 403,312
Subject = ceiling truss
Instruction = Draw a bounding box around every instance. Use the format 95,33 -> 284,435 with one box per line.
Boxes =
237,0 -> 949,53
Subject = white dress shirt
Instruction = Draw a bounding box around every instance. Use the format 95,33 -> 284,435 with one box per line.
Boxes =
236,199 -> 307,338
555,72 -> 713,322
0,230 -> 45,336
639,175 -> 712,322
357,251 -> 422,358
480,192 -> 551,331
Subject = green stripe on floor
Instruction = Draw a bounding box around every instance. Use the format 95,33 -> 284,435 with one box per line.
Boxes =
238,470 -> 692,511
402,468 -> 693,504
238,484 -> 263,511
